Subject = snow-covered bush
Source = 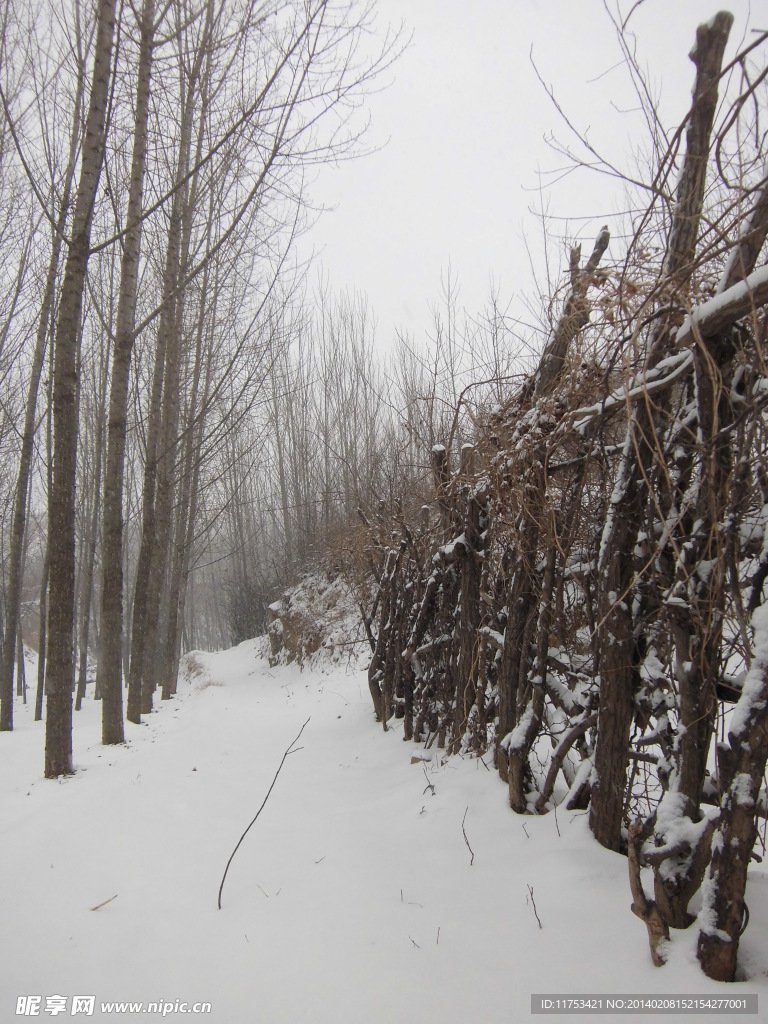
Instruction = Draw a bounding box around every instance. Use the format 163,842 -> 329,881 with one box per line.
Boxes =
266,572 -> 367,670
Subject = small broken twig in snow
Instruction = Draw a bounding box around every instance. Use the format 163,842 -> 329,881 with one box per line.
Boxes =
400,889 -> 423,908
527,884 -> 543,929
422,765 -> 435,795
90,894 -> 118,912
461,807 -> 475,865
218,717 -> 310,910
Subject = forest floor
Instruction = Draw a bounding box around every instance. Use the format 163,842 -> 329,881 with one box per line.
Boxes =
2,640 -> 768,1023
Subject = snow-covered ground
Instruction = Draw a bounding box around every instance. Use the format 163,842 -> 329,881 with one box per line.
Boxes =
2,641 -> 767,1023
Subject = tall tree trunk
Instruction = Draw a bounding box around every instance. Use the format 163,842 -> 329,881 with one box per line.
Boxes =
165,410 -> 207,694
34,349 -> 55,724
35,547 -> 50,724
271,347 -> 294,567
45,0 -> 116,777
97,0 -> 155,736
0,61 -> 85,731
16,631 -> 26,703
75,397 -> 105,712
147,280 -> 185,703
129,317 -> 167,717
160,263 -> 214,699
128,158 -> 189,717
151,156 -> 202,698
129,11 -> 210,712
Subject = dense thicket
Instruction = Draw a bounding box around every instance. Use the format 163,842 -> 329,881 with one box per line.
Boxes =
355,13 -> 768,982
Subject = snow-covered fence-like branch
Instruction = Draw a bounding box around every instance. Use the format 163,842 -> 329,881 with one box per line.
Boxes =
350,8 -> 768,987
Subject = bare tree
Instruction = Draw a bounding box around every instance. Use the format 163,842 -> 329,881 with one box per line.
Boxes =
0,2 -> 87,731
97,0 -> 157,740
45,0 -> 117,776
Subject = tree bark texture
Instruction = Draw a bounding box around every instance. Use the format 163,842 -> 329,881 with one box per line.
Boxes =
697,606 -> 768,980
0,59 -> 85,731
45,0 -> 116,777
98,0 -> 155,737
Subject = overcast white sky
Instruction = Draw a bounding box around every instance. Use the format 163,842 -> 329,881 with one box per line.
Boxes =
301,0 -> 758,349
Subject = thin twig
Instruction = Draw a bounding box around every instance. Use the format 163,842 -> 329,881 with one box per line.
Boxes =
90,894 -> 118,912
218,717 -> 310,909
527,884 -> 543,929
400,888 -> 423,908
462,807 -> 475,866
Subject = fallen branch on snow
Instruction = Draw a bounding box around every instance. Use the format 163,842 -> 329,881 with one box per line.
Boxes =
526,884 -> 543,929
217,717 -> 310,910
90,894 -> 118,912
462,807 -> 475,866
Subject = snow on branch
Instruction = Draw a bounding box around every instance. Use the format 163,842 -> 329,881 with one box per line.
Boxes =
567,263 -> 768,434
569,350 -> 694,434
675,263 -> 768,348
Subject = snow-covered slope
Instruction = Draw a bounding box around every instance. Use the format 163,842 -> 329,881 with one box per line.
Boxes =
1,643 -> 766,1022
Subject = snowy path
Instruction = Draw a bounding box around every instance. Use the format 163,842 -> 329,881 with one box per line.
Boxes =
2,641 -> 767,1022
